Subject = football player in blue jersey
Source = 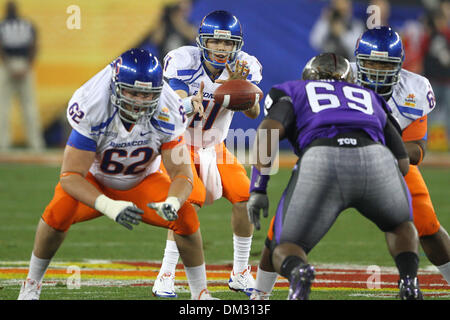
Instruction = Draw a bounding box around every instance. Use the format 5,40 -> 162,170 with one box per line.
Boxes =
353,26 -> 450,286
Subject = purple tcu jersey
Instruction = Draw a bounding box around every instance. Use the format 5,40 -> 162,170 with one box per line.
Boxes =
269,80 -> 392,150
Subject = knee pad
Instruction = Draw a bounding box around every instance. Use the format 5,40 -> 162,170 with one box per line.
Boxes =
173,202 -> 200,235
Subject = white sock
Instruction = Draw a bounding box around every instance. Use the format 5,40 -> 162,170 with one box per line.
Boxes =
27,252 -> 51,283
255,265 -> 278,294
184,263 -> 207,298
233,234 -> 253,274
159,240 -> 179,276
437,261 -> 450,285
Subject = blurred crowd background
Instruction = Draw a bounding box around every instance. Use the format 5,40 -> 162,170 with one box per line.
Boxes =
0,0 -> 448,151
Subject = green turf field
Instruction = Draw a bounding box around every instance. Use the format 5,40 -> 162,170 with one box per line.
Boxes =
1,163 -> 449,300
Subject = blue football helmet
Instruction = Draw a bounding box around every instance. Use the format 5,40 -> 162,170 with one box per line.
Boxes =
354,26 -> 404,98
110,49 -> 163,124
196,10 -> 244,69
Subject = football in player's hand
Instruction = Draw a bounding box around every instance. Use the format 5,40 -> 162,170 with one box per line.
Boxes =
214,79 -> 263,111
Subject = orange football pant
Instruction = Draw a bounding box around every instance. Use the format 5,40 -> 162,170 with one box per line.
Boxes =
162,142 -> 250,207
401,116 -> 440,236
41,171 -> 200,235
191,142 -> 250,205
404,165 -> 441,237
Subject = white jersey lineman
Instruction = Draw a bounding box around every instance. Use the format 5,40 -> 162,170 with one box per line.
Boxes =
164,46 -> 263,148
351,63 -> 436,131
385,69 -> 435,131
66,64 -> 188,190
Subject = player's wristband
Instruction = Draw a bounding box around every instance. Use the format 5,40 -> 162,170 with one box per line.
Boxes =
165,196 -> 181,212
182,96 -> 194,115
94,194 -> 121,221
249,166 -> 270,194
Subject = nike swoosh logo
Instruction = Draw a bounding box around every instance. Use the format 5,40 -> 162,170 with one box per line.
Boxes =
140,131 -> 152,136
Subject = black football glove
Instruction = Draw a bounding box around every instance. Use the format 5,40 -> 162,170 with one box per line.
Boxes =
247,192 -> 269,231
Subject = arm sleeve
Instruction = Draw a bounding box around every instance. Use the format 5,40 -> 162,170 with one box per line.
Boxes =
264,88 -> 296,134
387,112 -> 402,134
384,116 -> 408,160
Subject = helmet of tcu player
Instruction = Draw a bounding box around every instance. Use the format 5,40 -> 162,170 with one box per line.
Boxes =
354,26 -> 404,97
110,49 -> 163,124
196,10 -> 244,69
302,52 -> 353,82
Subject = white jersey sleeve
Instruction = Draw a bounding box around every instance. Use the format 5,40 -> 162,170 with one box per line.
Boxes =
388,69 -> 435,130
152,82 -> 189,146
163,46 -> 200,84
237,51 -> 263,84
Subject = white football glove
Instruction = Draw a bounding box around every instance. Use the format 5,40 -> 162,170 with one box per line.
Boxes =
148,196 -> 180,221
94,195 -> 144,230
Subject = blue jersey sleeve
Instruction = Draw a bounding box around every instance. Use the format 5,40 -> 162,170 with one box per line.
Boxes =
168,78 -> 189,94
66,129 -> 97,152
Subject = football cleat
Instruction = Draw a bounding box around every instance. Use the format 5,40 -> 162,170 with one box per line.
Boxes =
152,272 -> 177,298
288,264 -> 315,300
398,276 -> 423,300
248,288 -> 271,300
228,265 -> 256,295
192,288 -> 220,300
18,278 -> 42,300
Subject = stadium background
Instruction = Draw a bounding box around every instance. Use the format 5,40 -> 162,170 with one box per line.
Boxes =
6,0 -> 426,149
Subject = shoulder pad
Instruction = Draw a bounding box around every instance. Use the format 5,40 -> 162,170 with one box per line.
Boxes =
152,83 -> 187,137
163,46 -> 201,80
393,70 -> 436,119
66,65 -> 114,137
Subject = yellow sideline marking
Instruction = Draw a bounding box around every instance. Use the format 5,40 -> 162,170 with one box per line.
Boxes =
2,261 -> 449,296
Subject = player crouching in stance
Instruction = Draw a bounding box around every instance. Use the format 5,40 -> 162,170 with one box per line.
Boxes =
247,53 -> 423,300
18,49 -> 217,300
353,27 -> 450,285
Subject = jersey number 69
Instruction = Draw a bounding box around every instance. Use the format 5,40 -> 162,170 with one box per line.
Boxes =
306,82 -> 374,115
